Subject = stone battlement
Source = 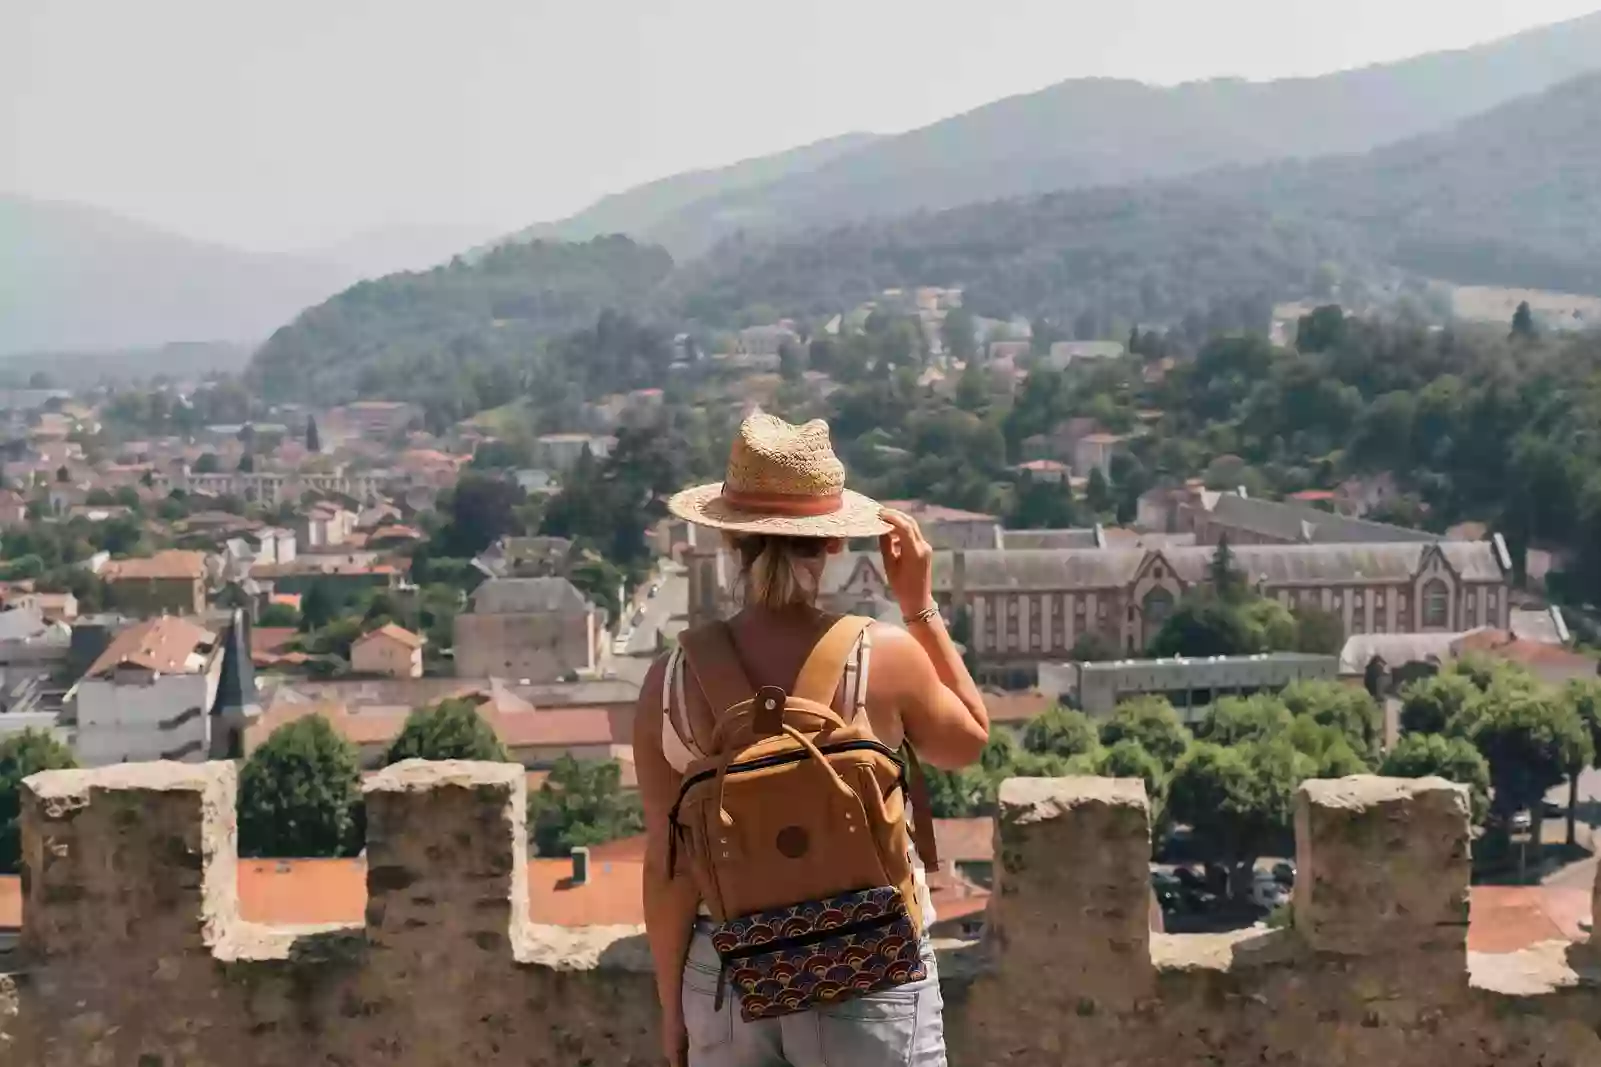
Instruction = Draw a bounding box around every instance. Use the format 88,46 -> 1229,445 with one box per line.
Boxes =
1,761 -> 1598,1065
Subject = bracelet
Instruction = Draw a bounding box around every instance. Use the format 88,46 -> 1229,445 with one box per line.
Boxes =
904,604 -> 942,626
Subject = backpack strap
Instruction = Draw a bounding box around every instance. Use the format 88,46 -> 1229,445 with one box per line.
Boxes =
792,615 -> 875,706
903,743 -> 941,870
679,622 -> 755,718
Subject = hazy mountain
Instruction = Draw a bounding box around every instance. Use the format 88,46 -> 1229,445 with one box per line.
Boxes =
492,132 -> 879,251
0,195 -> 351,356
679,71 -> 1601,332
1192,71 -> 1601,295
625,11 -> 1601,254
306,223 -> 504,278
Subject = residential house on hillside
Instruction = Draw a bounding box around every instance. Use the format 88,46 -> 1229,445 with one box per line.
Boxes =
472,536 -> 575,579
70,616 -> 226,764
250,556 -> 399,597
350,624 -> 424,679
1044,341 -> 1125,369
101,550 -> 208,616
532,433 -> 614,473
453,577 -> 602,682
299,502 -> 357,549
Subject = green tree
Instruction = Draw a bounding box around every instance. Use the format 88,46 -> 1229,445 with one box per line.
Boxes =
923,764 -> 995,818
1085,467 -> 1113,514
1200,694 -> 1293,746
306,415 -> 321,453
1208,535 -> 1245,602
1380,733 -> 1491,824
528,756 -> 644,857
1562,678 -> 1601,845
1168,739 -> 1303,897
1510,300 -> 1537,341
1472,681 -> 1591,824
1148,594 -> 1256,658
778,341 -> 805,383
1099,696 -> 1191,770
385,699 -> 512,764
1022,705 -> 1100,761
1280,679 -> 1382,762
238,453 -> 256,473
1291,604 -> 1345,655
1070,631 -> 1121,663
941,307 -> 977,362
298,580 -> 339,632
0,729 -> 77,872
1099,739 -> 1167,820
1295,304 -> 1347,353
237,716 -> 363,857
1241,596 -> 1297,651
258,602 -> 300,627
1399,672 -> 1480,736
194,452 -> 221,474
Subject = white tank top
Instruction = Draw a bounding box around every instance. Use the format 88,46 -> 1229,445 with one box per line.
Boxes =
661,628 -> 937,927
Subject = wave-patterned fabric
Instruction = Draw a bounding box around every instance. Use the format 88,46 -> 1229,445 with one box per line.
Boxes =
709,885 -> 925,1021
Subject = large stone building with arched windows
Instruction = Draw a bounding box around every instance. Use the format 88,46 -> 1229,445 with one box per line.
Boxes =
684,538 -> 1513,687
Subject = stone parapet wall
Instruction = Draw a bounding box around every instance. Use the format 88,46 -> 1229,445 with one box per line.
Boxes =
0,762 -> 1597,1066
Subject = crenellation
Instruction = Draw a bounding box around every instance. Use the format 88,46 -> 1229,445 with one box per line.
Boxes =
0,765 -> 1597,1065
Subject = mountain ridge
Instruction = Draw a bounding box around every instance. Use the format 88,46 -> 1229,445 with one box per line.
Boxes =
523,10 -> 1601,256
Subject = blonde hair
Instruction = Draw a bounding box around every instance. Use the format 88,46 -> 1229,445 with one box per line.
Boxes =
728,534 -> 832,610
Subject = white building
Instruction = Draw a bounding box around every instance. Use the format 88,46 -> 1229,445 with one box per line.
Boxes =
70,617 -> 226,765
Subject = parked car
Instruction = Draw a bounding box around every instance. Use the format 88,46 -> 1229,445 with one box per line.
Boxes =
1541,799 -> 1565,819
1249,873 -> 1290,909
1271,862 -> 1296,887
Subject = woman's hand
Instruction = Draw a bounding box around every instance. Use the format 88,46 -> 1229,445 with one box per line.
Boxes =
878,508 -> 935,616
662,1012 -> 688,1067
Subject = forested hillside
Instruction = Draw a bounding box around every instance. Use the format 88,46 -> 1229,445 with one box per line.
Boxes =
1193,72 -> 1601,295
246,236 -> 675,407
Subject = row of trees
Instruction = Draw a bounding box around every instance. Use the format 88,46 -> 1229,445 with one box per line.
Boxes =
236,700 -> 642,860
927,659 -> 1601,895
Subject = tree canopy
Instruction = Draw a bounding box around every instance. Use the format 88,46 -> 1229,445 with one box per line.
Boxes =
528,756 -> 644,858
0,729 -> 77,873
385,700 -> 512,764
238,716 -> 363,858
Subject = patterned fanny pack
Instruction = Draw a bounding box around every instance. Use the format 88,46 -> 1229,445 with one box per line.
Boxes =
707,885 -> 926,1021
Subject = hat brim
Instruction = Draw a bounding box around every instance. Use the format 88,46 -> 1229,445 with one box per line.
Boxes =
667,482 -> 891,539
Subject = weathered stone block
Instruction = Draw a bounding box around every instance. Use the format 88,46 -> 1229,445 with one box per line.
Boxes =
1295,775 -> 1470,957
362,759 -> 528,956
991,776 -> 1154,994
20,761 -> 238,960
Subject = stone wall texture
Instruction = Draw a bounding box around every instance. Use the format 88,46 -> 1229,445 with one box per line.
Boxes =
1,762 -> 1598,1066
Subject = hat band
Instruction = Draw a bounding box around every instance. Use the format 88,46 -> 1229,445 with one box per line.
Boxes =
720,486 -> 844,517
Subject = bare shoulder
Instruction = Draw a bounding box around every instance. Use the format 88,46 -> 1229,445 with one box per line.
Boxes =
865,621 -> 926,675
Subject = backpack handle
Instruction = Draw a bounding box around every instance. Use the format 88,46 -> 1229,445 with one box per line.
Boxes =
709,699 -> 850,751
713,721 -> 858,829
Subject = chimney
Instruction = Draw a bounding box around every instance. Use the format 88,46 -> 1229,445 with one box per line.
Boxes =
571,846 -> 591,887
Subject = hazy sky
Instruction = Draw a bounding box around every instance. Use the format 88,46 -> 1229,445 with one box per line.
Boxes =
3,0 -> 1597,253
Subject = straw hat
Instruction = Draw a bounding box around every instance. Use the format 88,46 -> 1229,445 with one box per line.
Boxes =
667,413 -> 890,538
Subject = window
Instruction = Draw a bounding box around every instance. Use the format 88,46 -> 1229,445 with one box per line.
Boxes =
1154,564 -> 1164,579
1354,592 -> 1364,608
1464,597 -> 1477,627
1422,579 -> 1450,628
1143,588 -> 1176,628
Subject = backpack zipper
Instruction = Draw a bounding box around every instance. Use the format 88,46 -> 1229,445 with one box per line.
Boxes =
667,739 -> 907,878
713,907 -> 909,1011
719,907 -> 906,961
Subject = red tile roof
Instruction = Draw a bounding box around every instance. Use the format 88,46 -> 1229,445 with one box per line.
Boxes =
1451,630 -> 1596,670
355,623 -> 424,650
84,616 -> 216,678
102,549 -> 207,581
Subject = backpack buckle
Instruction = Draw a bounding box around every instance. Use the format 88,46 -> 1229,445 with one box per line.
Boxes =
753,685 -> 787,737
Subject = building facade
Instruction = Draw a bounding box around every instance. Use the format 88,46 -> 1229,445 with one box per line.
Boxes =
687,540 -> 1512,686
351,625 -> 424,679
453,578 -> 601,682
101,550 -> 209,617
70,617 -> 226,764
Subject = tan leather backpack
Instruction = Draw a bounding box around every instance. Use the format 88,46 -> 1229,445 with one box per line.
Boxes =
668,614 -> 942,1018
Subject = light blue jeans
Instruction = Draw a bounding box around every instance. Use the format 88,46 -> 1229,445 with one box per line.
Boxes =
681,925 -> 948,1067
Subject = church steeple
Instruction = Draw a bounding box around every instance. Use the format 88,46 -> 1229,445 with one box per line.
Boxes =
210,607 -> 260,759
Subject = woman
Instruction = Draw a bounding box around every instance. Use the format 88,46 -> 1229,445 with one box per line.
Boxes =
635,412 -> 991,1067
